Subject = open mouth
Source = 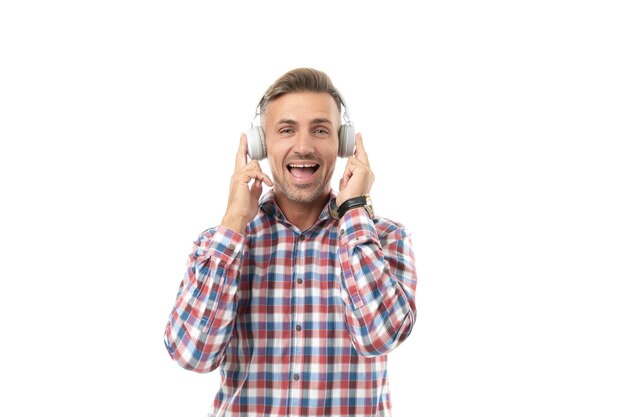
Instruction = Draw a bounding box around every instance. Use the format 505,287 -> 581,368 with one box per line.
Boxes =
287,163 -> 320,179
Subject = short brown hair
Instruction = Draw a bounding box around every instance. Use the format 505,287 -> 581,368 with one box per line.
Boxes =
258,68 -> 343,116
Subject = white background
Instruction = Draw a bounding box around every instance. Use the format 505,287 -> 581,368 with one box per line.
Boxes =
1,1 -> 625,416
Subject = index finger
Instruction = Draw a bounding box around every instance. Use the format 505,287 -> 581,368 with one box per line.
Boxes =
236,133 -> 248,169
354,133 -> 369,164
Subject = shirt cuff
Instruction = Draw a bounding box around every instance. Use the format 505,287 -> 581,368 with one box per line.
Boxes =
206,226 -> 245,267
338,207 -> 377,246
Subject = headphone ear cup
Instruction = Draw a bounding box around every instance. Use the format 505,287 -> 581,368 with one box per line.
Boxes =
338,124 -> 356,158
247,126 -> 267,160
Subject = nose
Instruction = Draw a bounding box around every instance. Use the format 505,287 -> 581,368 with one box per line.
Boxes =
292,131 -> 315,155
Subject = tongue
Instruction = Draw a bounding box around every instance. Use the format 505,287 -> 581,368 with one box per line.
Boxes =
290,167 -> 316,178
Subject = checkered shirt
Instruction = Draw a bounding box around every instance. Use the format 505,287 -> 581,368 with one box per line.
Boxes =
164,191 -> 417,417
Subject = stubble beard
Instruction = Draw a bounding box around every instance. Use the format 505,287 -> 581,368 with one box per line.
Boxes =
272,174 -> 329,204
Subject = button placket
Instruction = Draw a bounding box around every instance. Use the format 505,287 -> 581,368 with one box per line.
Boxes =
289,232 -> 307,407
293,235 -> 306,360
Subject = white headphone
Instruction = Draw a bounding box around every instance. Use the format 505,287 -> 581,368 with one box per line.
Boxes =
247,90 -> 356,160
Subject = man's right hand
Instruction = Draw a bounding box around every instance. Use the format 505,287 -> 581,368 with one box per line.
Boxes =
221,134 -> 273,234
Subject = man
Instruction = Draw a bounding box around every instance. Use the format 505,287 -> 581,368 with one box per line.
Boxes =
164,68 -> 417,417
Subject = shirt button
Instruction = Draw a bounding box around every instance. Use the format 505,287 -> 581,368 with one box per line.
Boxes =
297,277 -> 303,285
339,229 -> 345,236
299,234 -> 306,241
296,324 -> 302,332
227,243 -> 235,251
293,373 -> 300,381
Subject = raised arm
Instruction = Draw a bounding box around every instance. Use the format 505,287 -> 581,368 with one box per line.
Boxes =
164,134 -> 272,372
335,134 -> 417,356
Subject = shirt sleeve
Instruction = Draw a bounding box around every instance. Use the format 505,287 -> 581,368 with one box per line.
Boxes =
337,207 -> 418,357
163,226 -> 245,373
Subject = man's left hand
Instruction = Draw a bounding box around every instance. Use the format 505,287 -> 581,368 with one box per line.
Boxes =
336,133 -> 375,207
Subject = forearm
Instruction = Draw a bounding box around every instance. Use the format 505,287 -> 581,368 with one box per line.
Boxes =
338,208 -> 418,357
164,226 -> 245,373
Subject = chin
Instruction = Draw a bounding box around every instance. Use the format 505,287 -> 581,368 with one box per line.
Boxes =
281,183 -> 328,204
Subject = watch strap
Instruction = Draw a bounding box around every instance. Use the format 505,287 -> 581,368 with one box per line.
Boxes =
337,195 -> 372,219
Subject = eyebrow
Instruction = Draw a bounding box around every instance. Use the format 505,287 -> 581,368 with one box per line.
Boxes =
276,118 -> 333,126
276,119 -> 297,125
310,118 -> 333,125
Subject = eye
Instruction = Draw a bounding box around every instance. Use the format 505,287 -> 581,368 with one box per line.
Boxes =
279,127 -> 295,135
313,128 -> 330,136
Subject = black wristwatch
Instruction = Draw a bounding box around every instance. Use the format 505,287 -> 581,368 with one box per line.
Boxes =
335,194 -> 374,219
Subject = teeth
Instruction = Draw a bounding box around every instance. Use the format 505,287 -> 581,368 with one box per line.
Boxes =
288,164 -> 317,168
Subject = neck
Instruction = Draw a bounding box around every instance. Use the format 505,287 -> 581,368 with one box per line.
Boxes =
274,191 -> 330,231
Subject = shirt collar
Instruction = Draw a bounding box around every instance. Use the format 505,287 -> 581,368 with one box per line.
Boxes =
259,189 -> 338,224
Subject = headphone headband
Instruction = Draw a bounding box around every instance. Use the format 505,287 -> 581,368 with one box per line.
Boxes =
254,88 -> 351,123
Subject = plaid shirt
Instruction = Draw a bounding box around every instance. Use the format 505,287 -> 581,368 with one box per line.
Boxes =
164,191 -> 417,417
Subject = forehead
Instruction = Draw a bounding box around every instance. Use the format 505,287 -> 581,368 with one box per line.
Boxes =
263,92 -> 341,124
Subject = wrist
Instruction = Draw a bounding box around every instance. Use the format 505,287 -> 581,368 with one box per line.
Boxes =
220,214 -> 248,234
333,194 -> 374,219
336,193 -> 363,207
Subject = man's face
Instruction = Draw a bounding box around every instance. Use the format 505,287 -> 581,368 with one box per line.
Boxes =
262,91 -> 341,204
